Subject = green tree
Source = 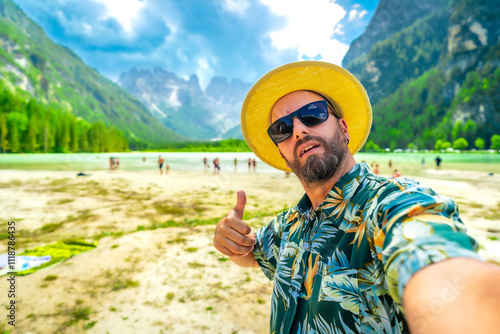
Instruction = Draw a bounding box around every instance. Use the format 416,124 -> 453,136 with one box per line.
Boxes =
451,120 -> 462,141
6,113 -> 28,153
0,113 -> 7,153
474,137 -> 485,150
463,119 -> 477,144
491,135 -> 500,150
453,137 -> 468,150
365,140 -> 381,152
435,139 -> 451,151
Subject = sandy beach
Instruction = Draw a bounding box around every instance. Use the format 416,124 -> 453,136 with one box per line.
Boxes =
1,168 -> 499,333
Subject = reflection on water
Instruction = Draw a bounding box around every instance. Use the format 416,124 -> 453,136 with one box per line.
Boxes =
0,152 -> 499,176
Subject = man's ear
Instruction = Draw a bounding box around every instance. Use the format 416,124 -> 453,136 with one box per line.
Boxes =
338,118 -> 350,143
279,150 -> 290,169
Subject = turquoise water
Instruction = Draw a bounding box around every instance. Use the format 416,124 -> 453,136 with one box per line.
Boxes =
0,152 -> 499,176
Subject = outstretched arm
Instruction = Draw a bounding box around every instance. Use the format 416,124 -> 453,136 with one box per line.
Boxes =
403,257 -> 500,333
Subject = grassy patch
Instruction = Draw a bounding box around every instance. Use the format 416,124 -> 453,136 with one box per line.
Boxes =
0,179 -> 22,187
185,247 -> 198,253
167,237 -> 187,244
44,275 -> 58,281
49,178 -> 71,187
62,307 -> 92,327
66,209 -> 99,224
111,279 -> 140,291
153,200 -> 206,215
83,320 -> 97,329
188,262 -> 205,269
41,222 -> 63,233
50,198 -> 75,205
93,231 -> 124,241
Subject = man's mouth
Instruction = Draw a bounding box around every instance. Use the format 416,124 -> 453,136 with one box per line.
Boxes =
300,144 -> 320,157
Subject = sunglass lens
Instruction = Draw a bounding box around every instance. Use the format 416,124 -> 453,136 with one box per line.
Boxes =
300,103 -> 328,126
269,120 -> 293,143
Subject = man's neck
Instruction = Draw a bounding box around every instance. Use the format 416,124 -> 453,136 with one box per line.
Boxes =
300,156 -> 357,209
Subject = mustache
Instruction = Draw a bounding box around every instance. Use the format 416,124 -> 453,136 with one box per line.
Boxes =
294,135 -> 326,158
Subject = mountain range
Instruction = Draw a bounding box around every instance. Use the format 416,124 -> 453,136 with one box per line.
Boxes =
117,67 -> 250,140
0,0 -> 498,150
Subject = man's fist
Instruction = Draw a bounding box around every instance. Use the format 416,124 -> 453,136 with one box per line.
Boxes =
214,190 -> 256,257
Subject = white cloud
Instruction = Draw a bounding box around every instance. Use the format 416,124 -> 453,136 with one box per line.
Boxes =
93,0 -> 144,31
259,0 -> 348,65
348,9 -> 368,22
196,57 -> 215,90
335,23 -> 344,35
220,0 -> 250,16
348,9 -> 358,21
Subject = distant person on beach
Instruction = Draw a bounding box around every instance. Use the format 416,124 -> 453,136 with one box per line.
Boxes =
392,169 -> 402,178
421,158 -> 425,169
213,61 -> 500,333
234,158 -> 238,169
213,157 -> 220,175
388,159 -> 392,168
158,155 -> 164,175
143,157 -> 146,162
435,156 -> 442,170
115,157 -> 120,169
248,158 -> 252,171
252,158 -> 257,172
109,157 -> 114,170
165,163 -> 170,174
374,164 -> 380,175
203,157 -> 208,168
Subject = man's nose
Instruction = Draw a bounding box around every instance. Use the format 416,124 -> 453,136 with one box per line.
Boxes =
292,116 -> 309,140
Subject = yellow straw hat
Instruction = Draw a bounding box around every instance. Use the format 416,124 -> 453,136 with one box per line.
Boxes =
241,61 -> 372,172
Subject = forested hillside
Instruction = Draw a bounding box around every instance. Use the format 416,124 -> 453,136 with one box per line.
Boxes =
344,0 -> 500,150
0,85 -> 128,153
0,0 -> 184,153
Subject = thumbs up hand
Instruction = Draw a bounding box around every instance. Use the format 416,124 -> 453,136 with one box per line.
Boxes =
214,190 -> 257,257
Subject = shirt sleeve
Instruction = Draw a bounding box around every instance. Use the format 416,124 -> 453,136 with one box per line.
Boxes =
373,178 -> 482,307
253,211 -> 288,281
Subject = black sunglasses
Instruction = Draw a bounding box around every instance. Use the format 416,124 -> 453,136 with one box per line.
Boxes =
267,100 -> 331,144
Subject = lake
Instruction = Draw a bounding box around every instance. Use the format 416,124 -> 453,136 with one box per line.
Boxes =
0,152 -> 499,177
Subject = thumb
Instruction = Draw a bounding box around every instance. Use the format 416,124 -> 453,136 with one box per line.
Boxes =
232,190 -> 246,219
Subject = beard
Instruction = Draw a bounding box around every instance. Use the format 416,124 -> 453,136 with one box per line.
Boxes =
283,127 -> 348,185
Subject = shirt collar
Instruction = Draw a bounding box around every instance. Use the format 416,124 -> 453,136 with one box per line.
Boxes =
294,162 -> 370,215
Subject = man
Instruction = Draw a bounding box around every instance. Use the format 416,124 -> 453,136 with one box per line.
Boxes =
158,155 -> 164,175
213,61 -> 500,333
436,155 -> 442,170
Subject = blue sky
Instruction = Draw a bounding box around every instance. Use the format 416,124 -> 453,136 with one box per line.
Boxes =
13,0 -> 378,89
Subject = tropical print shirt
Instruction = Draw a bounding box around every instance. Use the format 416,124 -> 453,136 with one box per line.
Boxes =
253,162 -> 481,334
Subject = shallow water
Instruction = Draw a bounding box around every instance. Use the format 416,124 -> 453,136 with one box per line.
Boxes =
0,152 -> 498,176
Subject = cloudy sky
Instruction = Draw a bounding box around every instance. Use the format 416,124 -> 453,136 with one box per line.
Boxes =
13,0 -> 378,89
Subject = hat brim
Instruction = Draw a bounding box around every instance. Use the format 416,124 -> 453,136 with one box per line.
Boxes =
241,61 -> 372,172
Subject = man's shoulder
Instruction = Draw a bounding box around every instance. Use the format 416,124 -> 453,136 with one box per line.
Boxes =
360,174 -> 423,201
